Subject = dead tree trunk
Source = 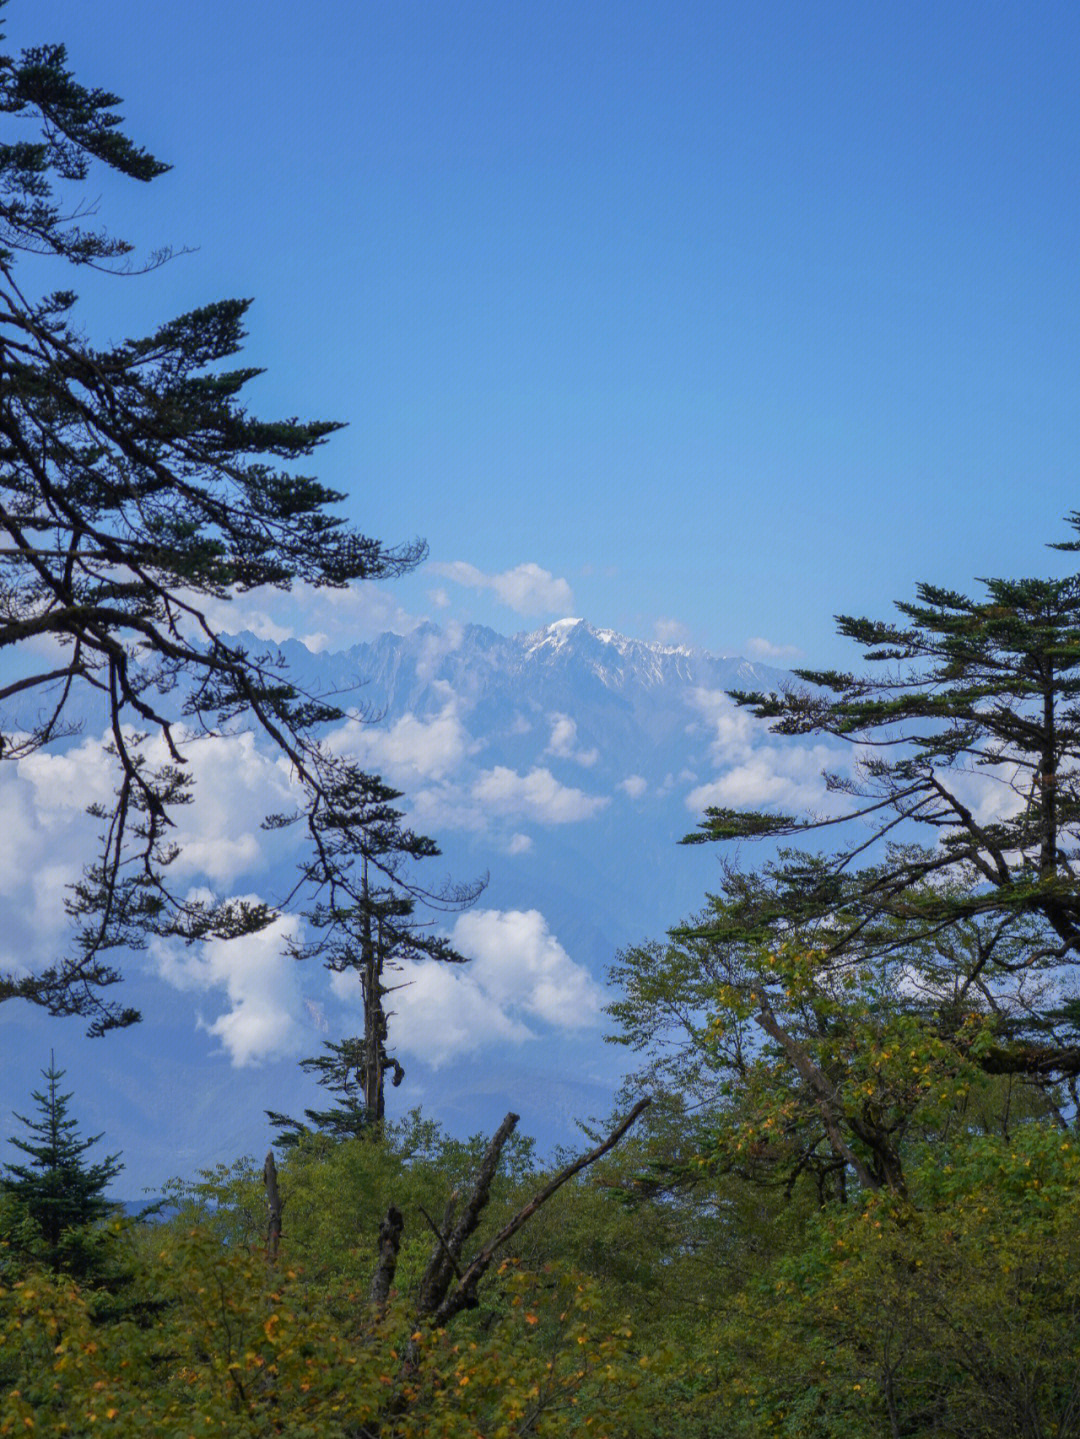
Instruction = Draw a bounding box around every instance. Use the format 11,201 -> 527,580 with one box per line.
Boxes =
369,1204 -> 404,1310
410,1099 -> 651,1325
263,1150 -> 284,1262
416,1111 -> 519,1316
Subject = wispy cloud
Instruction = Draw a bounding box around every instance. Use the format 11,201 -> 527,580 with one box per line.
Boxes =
545,713 -> 598,767
194,579 -> 426,652
431,560 -> 574,616
654,617 -> 689,645
746,636 -> 803,661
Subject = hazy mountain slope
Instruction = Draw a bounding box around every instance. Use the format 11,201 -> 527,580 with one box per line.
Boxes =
5,618 -> 812,1192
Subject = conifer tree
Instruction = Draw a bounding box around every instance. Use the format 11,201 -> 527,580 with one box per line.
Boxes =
684,570 -> 1080,1083
2,1054 -> 122,1273
0,5 -> 461,1033
271,838 -> 476,1146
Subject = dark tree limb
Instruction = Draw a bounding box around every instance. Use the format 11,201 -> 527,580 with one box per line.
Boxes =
429,1098 -> 652,1327
416,1203 -> 465,1284
369,1204 -> 404,1310
416,1111 -> 519,1318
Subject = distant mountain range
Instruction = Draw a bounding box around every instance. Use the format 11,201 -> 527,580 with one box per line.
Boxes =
218,616 -> 796,976
6,617 -> 815,1194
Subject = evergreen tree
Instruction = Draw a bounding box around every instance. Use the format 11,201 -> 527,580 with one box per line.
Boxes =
685,571 -> 1080,1084
2,1054 -> 122,1273
0,5 -> 454,1033
272,837 -> 477,1146
268,1038 -> 377,1148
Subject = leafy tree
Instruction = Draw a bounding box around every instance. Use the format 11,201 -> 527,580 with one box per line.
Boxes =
1,1053 -> 121,1274
610,876 -> 1067,1200
0,3 -> 460,1035
704,1125 -> 1080,1439
683,572 -> 1080,1088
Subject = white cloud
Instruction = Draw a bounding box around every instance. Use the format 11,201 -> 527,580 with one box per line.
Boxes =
154,910 -> 307,1068
451,909 -> 602,1028
332,908 -> 602,1067
431,560 -> 574,616
654,617 -> 689,645
507,832 -> 533,854
415,623 -> 465,683
167,732 -> 300,883
620,775 -> 648,799
0,723 -> 311,984
330,688 -> 472,785
545,713 -> 598,767
938,761 -> 1026,828
17,733 -> 118,823
686,688 -> 759,765
404,779 -> 488,832
682,687 -> 850,818
473,765 -> 609,823
686,742 -> 838,814
194,579 -> 426,652
747,636 -> 803,661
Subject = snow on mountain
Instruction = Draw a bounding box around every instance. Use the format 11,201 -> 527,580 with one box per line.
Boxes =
5,617 -> 829,1192
217,616 -> 803,976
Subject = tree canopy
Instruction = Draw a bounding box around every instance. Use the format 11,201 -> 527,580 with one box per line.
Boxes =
0,5 -> 469,1034
679,574 -> 1080,1086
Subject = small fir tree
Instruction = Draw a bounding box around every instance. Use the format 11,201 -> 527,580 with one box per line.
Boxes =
2,1054 -> 122,1273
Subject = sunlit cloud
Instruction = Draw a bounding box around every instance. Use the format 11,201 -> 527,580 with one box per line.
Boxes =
331,908 -> 602,1067
430,560 -> 574,616
154,911 -> 307,1068
472,765 -> 609,823
329,686 -> 474,786
545,713 -> 598,767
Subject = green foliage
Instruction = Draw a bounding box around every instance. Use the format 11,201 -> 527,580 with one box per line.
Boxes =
0,1115 -> 665,1438
1,1057 -> 122,1278
4,1097 -> 1080,1437
0,0 -> 451,1036
707,1125 -> 1080,1438
684,576 -> 1080,1051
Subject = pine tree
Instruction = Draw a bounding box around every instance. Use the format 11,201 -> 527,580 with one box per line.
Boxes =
2,1054 -> 122,1273
683,570 -> 1080,1084
271,833 -> 477,1146
0,6 -> 457,1033
268,1038 -> 377,1148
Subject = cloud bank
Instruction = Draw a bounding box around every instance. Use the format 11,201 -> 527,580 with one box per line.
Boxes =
332,908 -> 603,1067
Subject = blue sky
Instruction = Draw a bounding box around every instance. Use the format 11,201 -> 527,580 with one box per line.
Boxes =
15,0 -> 1080,664
6,1 -> 1080,1189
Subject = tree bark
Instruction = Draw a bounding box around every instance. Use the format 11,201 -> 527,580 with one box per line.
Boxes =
428,1098 -> 652,1326
263,1150 -> 284,1262
369,1204 -> 404,1310
416,1111 -> 519,1318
